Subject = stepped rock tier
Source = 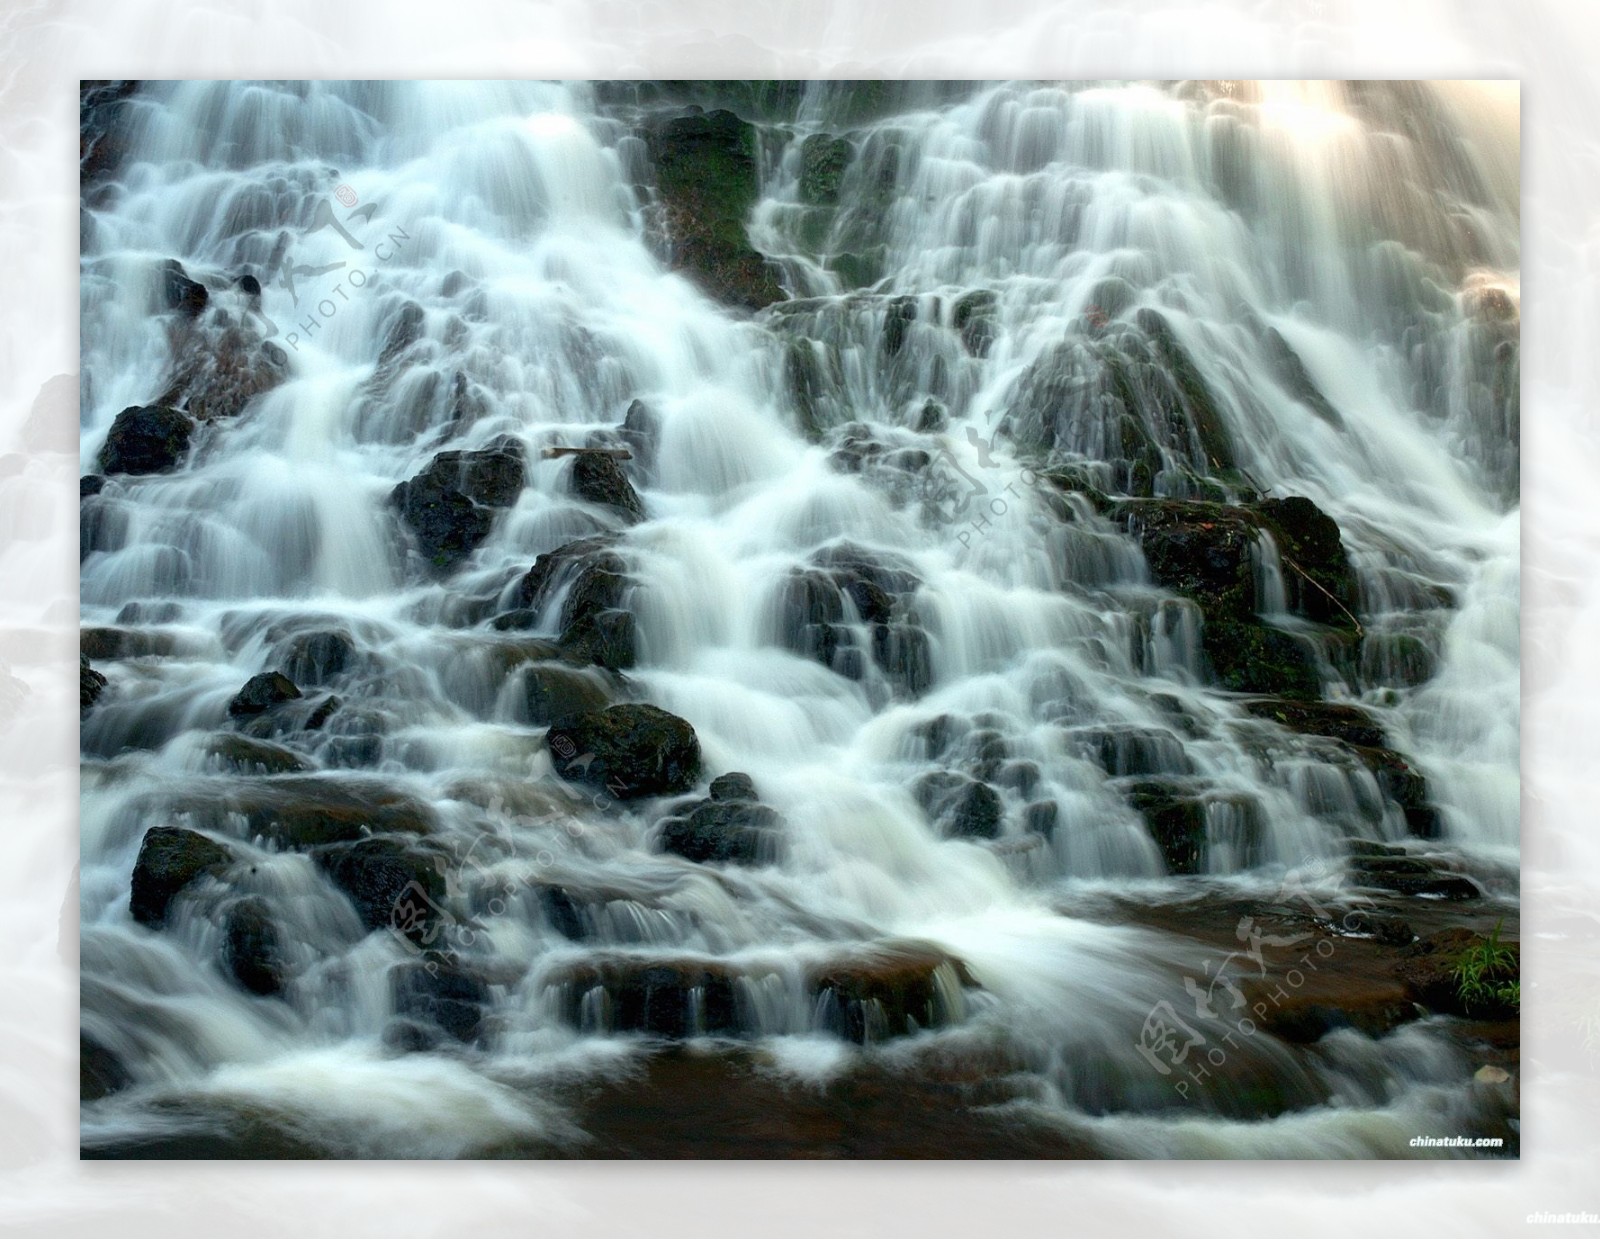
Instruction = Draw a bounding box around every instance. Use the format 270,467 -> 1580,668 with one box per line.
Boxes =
79,80 -> 1518,1159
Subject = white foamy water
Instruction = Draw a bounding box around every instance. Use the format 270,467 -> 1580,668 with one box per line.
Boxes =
79,80 -> 1519,1157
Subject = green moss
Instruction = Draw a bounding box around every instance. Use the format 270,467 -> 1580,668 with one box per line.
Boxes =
647,109 -> 783,310
800,133 -> 852,206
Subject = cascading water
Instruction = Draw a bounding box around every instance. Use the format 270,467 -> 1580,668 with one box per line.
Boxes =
78,79 -> 1520,1158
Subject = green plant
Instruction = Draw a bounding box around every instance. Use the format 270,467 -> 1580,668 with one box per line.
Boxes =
1452,919 -> 1520,1013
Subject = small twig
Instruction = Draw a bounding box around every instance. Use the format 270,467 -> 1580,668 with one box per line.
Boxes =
1279,550 -> 1364,638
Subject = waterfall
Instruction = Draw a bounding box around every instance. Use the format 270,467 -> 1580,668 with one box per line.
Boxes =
79,79 -> 1519,1158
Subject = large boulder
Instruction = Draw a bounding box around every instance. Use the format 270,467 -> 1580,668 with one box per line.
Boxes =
914,771 -> 1003,840
546,704 -> 701,800
646,109 -> 784,311
809,941 -> 973,1044
222,896 -> 286,996
566,450 -> 645,523
509,536 -> 638,671
160,259 -> 209,318
391,439 -> 526,570
772,543 -> 929,697
129,826 -> 233,928
657,781 -> 783,865
227,671 -> 302,718
276,629 -> 355,686
313,835 -> 448,938
97,404 -> 194,475
1122,778 -> 1208,875
519,662 -> 619,726
152,775 -> 437,851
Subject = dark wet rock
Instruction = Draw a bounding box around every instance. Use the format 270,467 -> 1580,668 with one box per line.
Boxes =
869,622 -> 933,697
1023,800 -> 1058,837
913,398 -> 948,433
545,955 -> 742,1038
392,439 -> 527,571
97,404 -> 194,476
952,289 -> 998,358
314,835 -> 448,938
1241,698 -> 1387,749
520,662 -> 618,726
222,896 -> 285,996
376,301 -> 425,371
203,733 -> 312,775
997,759 -> 1041,797
1352,746 -> 1441,838
1124,778 -> 1208,875
392,959 -> 489,1043
618,398 -> 660,471
1068,725 -> 1194,778
799,133 -> 851,206
709,772 -> 758,802
80,654 -> 107,714
538,885 -> 588,940
80,1031 -> 131,1102
915,771 -> 1003,840
1134,308 -> 1236,472
129,825 -> 233,928
80,627 -> 178,661
785,337 -> 844,440
774,544 -> 927,695
566,450 -> 645,523
515,539 -> 638,670
232,688 -> 340,740
558,607 -> 637,671
1349,844 -> 1481,900
227,671 -> 302,718
160,260 -> 209,318
1117,497 -> 1357,699
80,80 -> 140,186
658,796 -> 782,865
944,779 -> 1003,840
1252,496 -> 1358,627
645,109 -> 784,311
277,629 -> 355,686
154,308 -> 288,422
80,474 -> 106,497
882,295 -> 917,357
518,536 -> 622,613
156,775 -> 437,851
810,942 -> 973,1044
546,704 -> 701,800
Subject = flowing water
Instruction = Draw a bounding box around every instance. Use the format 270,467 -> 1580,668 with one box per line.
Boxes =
78,80 -> 1520,1158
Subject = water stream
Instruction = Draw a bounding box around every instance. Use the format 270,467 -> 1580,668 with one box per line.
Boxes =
78,79 -> 1520,1158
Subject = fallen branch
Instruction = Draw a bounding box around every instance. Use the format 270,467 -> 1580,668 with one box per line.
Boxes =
1279,551 -> 1364,638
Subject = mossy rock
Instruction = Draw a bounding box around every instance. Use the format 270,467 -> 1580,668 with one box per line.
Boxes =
646,109 -> 783,311
800,133 -> 851,206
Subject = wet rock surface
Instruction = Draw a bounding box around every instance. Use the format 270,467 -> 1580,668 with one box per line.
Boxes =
645,109 -> 784,311
657,774 -> 783,865
129,826 -> 234,928
391,439 -> 526,570
546,704 -> 701,799
97,404 -> 194,475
